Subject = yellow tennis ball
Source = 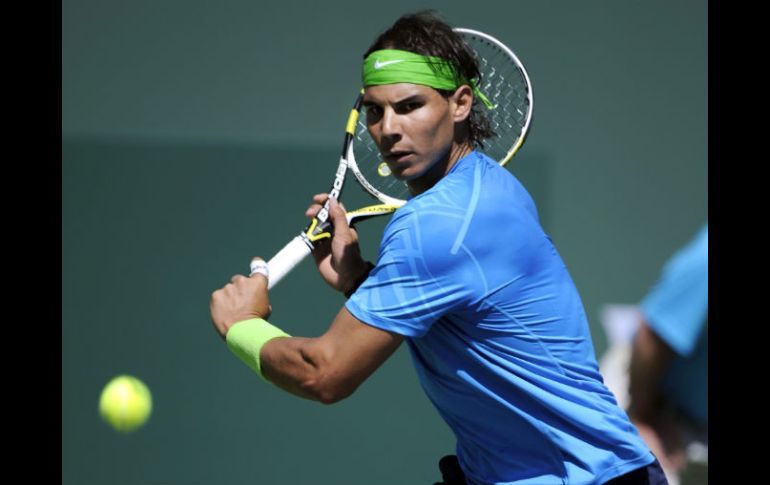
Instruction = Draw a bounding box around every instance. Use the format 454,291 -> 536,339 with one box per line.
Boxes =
99,375 -> 152,432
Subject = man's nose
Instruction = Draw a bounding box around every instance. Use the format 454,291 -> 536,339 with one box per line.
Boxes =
380,108 -> 400,138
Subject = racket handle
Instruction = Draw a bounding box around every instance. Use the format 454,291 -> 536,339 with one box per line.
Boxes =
263,205 -> 398,290
266,235 -> 313,290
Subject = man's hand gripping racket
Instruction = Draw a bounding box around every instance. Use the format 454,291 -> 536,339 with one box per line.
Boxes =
257,28 -> 535,289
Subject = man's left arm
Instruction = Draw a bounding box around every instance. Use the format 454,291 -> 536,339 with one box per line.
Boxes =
259,306 -> 404,403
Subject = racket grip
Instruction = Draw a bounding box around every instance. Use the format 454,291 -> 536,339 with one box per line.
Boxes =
266,235 -> 313,290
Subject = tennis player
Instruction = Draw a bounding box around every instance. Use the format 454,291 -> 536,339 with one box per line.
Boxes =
211,11 -> 667,485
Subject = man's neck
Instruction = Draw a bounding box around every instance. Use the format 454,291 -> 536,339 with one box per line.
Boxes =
407,142 -> 473,196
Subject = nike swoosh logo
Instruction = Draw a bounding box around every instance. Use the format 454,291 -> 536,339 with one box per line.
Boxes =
374,59 -> 405,69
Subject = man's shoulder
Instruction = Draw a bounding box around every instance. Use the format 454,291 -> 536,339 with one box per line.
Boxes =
387,193 -> 468,236
379,201 -> 470,269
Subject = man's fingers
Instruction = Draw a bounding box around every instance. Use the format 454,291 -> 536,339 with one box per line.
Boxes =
305,203 -> 323,218
328,197 -> 350,231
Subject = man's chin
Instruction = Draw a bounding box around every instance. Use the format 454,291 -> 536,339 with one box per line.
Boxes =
393,164 -> 432,182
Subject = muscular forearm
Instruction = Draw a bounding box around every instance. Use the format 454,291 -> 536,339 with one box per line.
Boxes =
225,308 -> 403,405
260,336 -> 345,404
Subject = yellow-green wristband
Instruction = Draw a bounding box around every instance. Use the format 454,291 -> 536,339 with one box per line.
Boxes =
226,318 -> 290,382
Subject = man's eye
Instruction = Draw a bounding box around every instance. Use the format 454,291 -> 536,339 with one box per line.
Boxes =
365,106 -> 382,122
399,102 -> 421,113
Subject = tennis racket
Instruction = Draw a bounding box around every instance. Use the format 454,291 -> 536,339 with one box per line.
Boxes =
260,27 -> 534,289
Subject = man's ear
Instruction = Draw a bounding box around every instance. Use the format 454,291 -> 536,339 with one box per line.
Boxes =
451,85 -> 474,122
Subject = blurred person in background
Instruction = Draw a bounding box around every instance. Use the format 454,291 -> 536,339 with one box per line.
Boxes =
627,224 -> 708,485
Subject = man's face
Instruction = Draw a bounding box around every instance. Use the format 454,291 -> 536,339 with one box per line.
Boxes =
362,83 -> 456,183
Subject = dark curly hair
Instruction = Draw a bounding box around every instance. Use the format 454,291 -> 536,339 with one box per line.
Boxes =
363,11 -> 495,148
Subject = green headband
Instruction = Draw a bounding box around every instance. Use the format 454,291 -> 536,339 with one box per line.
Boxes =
362,49 -> 494,109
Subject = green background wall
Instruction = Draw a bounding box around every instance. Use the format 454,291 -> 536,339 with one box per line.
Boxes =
62,1 -> 707,484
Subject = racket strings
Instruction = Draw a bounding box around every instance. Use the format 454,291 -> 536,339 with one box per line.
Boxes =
469,38 -> 531,164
